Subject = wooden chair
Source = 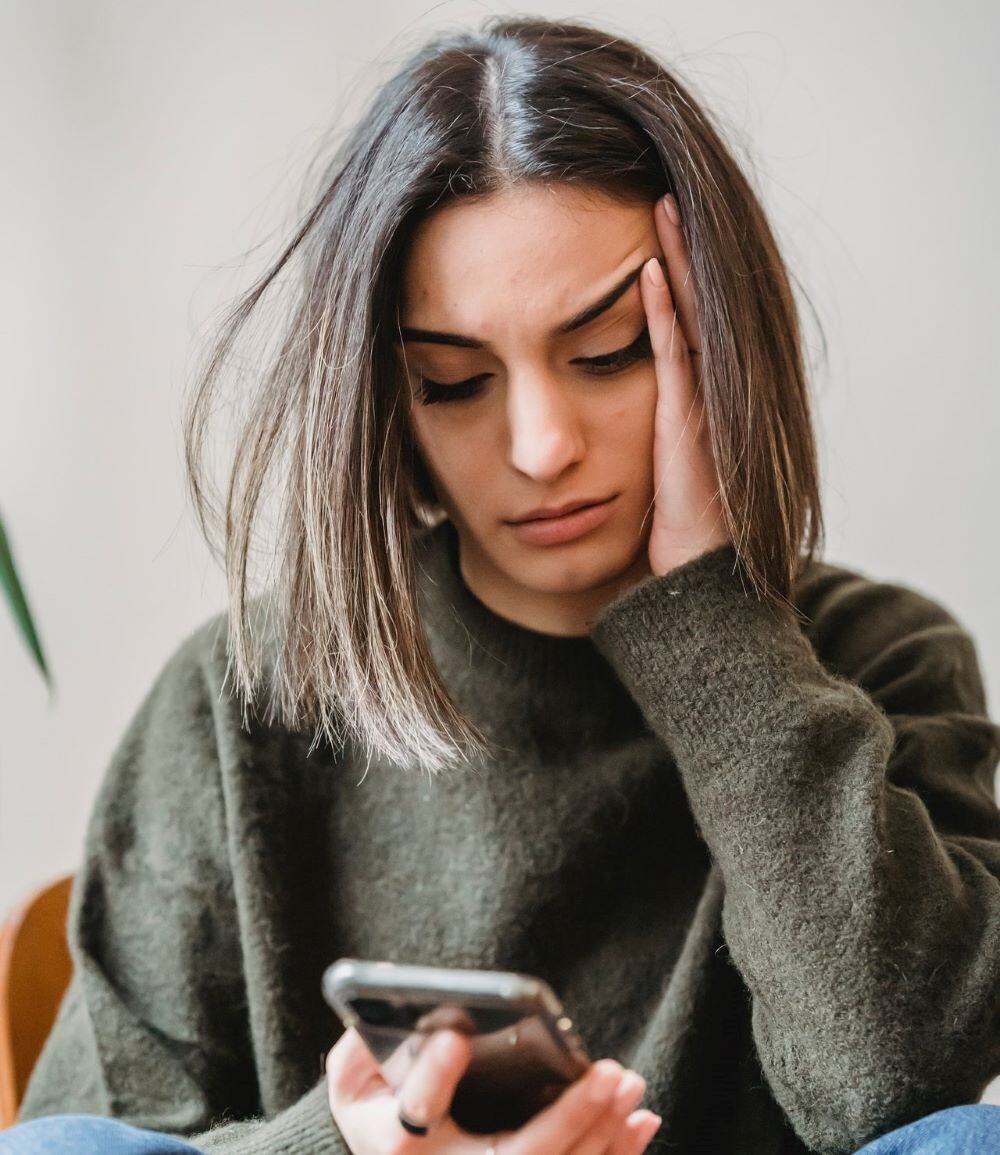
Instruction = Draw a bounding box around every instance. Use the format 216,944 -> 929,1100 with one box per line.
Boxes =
0,874 -> 73,1128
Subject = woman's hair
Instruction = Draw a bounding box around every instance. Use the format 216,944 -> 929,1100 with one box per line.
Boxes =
183,15 -> 826,776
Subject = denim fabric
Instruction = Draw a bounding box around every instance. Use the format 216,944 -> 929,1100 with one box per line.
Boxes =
853,1104 -> 1000,1154
0,1115 -> 205,1153
1,1104 -> 998,1153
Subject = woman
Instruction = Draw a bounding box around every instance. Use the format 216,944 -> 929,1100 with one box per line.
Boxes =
7,15 -> 1000,1155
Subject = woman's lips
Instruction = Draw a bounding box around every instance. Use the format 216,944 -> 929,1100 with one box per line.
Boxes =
506,495 -> 618,546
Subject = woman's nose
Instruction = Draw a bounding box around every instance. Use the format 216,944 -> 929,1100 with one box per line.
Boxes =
507,379 -> 585,480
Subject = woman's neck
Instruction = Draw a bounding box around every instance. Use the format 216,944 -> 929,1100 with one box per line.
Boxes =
450,523 -> 652,638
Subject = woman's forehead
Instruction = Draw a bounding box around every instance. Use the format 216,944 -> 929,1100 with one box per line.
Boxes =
399,186 -> 656,342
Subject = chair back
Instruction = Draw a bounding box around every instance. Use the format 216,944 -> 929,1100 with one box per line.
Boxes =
0,874 -> 73,1128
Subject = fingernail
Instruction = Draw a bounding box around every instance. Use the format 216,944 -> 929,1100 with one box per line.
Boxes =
614,1072 -> 646,1111
645,257 -> 665,287
431,1029 -> 459,1057
638,1112 -> 663,1144
405,1099 -> 431,1126
662,193 -> 680,225
589,1060 -> 622,1100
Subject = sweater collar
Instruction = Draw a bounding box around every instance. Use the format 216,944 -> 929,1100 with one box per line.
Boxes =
413,517 -> 641,730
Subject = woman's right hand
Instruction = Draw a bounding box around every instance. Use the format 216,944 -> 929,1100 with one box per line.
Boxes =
326,1026 -> 663,1155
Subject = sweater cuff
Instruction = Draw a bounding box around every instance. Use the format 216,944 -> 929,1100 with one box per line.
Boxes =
588,542 -> 824,761
191,1078 -> 351,1155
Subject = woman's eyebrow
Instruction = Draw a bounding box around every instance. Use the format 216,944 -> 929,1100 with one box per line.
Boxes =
397,259 -> 648,348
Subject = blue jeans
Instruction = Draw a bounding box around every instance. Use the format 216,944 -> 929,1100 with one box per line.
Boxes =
852,1103 -> 1000,1153
1,1104 -> 998,1152
0,1115 -> 205,1153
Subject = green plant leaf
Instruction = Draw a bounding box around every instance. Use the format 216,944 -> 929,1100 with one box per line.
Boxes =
0,506 -> 52,688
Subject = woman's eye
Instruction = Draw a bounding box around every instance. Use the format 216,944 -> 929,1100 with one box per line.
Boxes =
416,374 -> 490,406
575,327 -> 652,375
414,328 -> 653,406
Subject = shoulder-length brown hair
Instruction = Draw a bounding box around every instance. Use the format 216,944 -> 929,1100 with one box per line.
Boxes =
183,15 -> 825,776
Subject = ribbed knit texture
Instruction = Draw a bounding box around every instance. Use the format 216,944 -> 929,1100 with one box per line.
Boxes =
16,518 -> 1000,1154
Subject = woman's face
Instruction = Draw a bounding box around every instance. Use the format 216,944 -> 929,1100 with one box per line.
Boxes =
399,183 -> 664,634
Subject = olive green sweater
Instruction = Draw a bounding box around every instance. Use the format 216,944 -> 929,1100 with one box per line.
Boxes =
17,519 -> 1000,1154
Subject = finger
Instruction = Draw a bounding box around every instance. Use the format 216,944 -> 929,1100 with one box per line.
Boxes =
606,1110 -> 662,1155
653,194 -> 702,357
572,1070 -> 646,1155
640,234 -> 725,564
641,253 -> 691,366
502,1059 -> 623,1155
640,256 -> 699,433
325,1027 -> 389,1108
396,1027 -> 473,1129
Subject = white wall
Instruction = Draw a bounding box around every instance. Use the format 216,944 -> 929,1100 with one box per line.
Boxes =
2,0 -> 998,1097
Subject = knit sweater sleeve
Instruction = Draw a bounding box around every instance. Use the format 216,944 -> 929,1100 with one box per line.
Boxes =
15,619 -> 351,1155
588,542 -> 1000,1155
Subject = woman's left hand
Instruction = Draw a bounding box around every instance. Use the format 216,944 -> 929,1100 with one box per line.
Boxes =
639,194 -> 731,577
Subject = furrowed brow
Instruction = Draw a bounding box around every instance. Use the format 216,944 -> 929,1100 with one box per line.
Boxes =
398,260 -> 648,348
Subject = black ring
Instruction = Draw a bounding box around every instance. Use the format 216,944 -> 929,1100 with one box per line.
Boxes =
398,1106 -> 430,1136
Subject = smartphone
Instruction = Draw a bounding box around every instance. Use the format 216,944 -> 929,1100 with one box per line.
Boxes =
322,958 -> 592,1134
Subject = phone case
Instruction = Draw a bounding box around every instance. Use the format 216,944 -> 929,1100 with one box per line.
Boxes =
322,958 -> 592,1134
